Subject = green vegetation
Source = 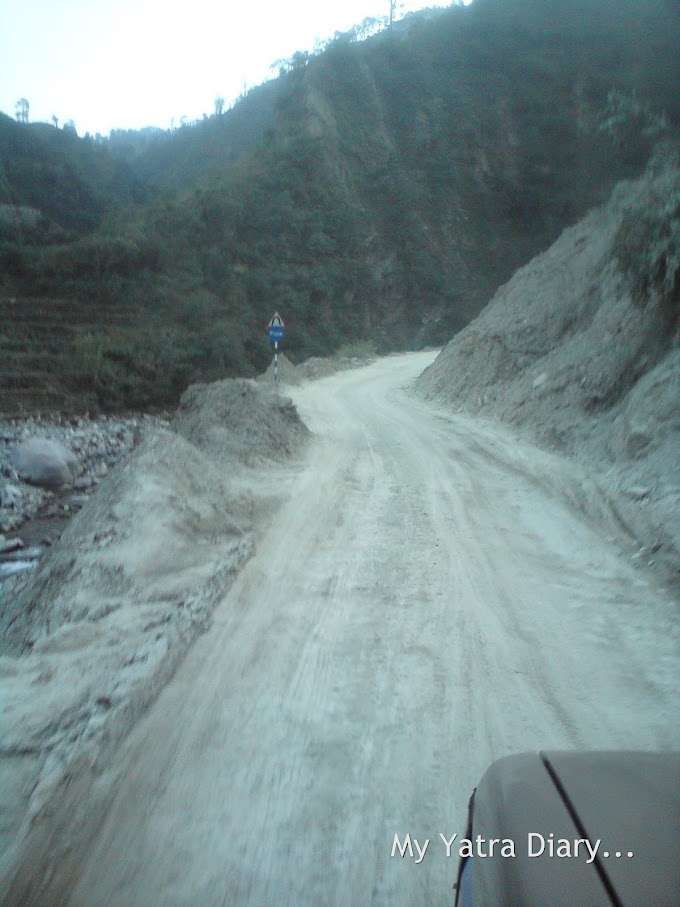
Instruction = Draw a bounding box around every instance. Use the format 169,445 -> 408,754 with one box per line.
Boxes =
1,0 -> 678,413
333,340 -> 377,361
0,113 -> 146,233
614,158 -> 680,309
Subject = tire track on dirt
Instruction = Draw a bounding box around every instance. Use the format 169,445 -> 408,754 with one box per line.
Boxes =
11,352 -> 677,907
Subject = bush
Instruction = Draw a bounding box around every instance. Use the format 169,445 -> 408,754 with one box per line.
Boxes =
334,339 -> 376,360
614,178 -> 680,304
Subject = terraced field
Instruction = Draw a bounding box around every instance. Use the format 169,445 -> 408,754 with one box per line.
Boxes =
0,295 -> 147,415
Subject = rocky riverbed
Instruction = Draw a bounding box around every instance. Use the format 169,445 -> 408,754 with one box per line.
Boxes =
0,414 -> 169,598
0,351 -> 374,599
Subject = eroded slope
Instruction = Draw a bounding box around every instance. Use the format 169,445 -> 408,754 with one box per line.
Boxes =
415,150 -> 680,585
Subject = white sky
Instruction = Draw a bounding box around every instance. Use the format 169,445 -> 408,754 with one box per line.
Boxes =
0,0 -> 470,136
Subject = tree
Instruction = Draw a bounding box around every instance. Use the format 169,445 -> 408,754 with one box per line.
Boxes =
15,98 -> 29,123
64,119 -> 77,134
277,50 -> 310,75
355,17 -> 382,41
215,97 -> 224,116
52,115 -> 59,128
388,0 -> 396,26
598,90 -> 669,150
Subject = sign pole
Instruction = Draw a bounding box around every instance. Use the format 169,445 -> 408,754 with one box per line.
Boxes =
266,312 -> 285,385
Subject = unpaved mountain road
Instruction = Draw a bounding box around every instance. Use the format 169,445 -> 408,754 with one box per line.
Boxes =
25,352 -> 680,906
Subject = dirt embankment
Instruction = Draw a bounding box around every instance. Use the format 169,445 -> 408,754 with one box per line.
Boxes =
0,378 -> 309,884
414,149 -> 680,587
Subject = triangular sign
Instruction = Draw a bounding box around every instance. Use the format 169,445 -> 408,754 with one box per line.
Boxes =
267,312 -> 285,330
266,311 -> 285,329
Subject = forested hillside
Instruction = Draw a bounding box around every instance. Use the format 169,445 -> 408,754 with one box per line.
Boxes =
0,114 -> 147,235
1,0 -> 678,412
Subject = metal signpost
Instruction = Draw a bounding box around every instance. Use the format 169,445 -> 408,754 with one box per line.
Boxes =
266,312 -> 285,382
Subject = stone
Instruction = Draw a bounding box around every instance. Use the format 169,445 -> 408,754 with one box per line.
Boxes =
9,438 -> 78,489
0,537 -> 24,553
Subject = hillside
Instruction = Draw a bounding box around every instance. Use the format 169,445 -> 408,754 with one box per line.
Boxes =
414,146 -> 680,586
1,0 -> 679,413
0,114 -> 146,235
105,80 -> 283,192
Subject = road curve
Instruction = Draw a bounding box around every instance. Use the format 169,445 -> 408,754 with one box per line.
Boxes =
52,352 -> 679,906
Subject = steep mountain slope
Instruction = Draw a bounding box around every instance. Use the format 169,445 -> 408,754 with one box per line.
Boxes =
105,81 -> 283,192
1,0 -> 678,412
277,0 -> 679,344
414,147 -> 680,585
117,0 -> 678,350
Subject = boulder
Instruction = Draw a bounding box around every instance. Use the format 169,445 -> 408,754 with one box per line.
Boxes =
9,438 -> 79,489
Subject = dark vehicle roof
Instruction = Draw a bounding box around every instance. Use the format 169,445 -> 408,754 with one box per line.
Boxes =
469,751 -> 680,907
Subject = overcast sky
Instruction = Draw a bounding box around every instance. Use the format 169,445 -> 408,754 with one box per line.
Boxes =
0,0 -> 470,136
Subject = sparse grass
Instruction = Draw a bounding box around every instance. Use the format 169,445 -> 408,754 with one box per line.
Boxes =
614,174 -> 680,305
333,340 -> 377,361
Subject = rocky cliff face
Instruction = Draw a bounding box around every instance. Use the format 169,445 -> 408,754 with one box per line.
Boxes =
414,148 -> 680,585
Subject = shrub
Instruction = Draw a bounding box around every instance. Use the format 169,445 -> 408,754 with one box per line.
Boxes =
334,339 -> 376,360
614,179 -> 680,304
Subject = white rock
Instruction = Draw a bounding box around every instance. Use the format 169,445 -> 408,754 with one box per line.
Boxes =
9,438 -> 79,489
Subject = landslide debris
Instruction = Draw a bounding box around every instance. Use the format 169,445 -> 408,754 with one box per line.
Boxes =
0,378 -> 310,877
172,377 -> 310,466
258,352 -> 304,386
257,350 -> 377,386
414,149 -> 680,586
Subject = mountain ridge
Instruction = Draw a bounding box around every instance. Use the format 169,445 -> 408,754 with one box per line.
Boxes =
1,0 -> 678,411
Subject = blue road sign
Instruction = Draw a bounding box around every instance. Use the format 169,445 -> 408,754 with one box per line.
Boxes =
268,325 -> 284,342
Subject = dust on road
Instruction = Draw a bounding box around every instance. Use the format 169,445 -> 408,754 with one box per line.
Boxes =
10,352 -> 680,906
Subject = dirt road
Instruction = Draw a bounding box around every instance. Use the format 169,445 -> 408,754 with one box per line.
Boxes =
45,352 -> 679,905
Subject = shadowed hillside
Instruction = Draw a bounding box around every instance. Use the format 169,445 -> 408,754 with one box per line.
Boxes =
0,115 -> 147,235
1,0 -> 678,412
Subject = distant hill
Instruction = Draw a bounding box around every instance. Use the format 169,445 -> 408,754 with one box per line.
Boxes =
0,114 -> 147,235
105,80 -> 283,192
1,0 -> 678,413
